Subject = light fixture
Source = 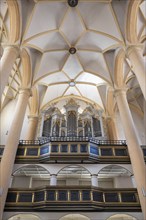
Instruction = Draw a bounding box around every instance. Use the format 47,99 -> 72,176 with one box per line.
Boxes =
69,47 -> 76,54
69,81 -> 76,87
68,0 -> 78,7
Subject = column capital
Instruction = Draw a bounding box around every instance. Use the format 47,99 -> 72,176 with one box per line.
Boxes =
2,44 -> 20,53
27,115 -> 39,120
91,174 -> 98,177
50,174 -> 57,177
126,44 -> 143,57
114,87 -> 128,98
18,88 -> 32,96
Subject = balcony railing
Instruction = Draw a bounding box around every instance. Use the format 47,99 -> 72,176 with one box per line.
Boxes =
5,186 -> 141,212
0,143 -> 146,164
18,137 -> 127,146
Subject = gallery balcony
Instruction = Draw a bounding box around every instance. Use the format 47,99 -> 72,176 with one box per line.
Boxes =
0,138 -> 145,164
5,186 -> 141,212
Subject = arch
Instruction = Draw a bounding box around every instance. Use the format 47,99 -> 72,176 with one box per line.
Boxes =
12,164 -> 50,176
59,214 -> 90,220
114,49 -> 125,88
97,165 -> 133,189
11,165 -> 50,188
8,213 -> 40,220
107,214 -> 137,220
21,48 -> 32,88
28,86 -> 39,116
57,164 -> 91,175
7,0 -> 20,43
126,0 -> 142,43
97,164 -> 133,176
106,87 -> 115,116
41,94 -> 104,113
57,165 -> 91,186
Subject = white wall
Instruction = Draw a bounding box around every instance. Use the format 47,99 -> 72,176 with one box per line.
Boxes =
98,179 -> 114,188
113,176 -> 133,188
32,179 -> 50,188
12,176 -> 31,188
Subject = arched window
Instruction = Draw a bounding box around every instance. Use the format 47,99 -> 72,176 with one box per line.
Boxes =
57,165 -> 91,186
60,214 -> 90,220
107,214 -> 137,220
8,214 -> 40,220
12,165 -> 50,188
98,165 -> 133,188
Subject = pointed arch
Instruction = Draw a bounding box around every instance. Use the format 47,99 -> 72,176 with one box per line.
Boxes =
7,0 -> 20,43
114,49 -> 125,87
126,0 -> 142,43
21,48 -> 32,88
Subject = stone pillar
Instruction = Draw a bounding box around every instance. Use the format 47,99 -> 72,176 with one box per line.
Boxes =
127,46 -> 146,100
0,88 -> 31,217
26,115 -> 38,140
114,88 -> 146,217
91,174 -> 98,187
50,174 -> 57,186
39,112 -> 45,137
0,45 -> 19,98
106,116 -> 118,140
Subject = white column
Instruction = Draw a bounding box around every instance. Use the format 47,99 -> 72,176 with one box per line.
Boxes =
0,45 -> 19,98
115,88 -> 146,218
106,116 -> 118,140
91,174 -> 98,187
0,88 -> 31,217
127,46 -> 146,100
29,177 -> 33,188
26,115 -> 38,140
39,112 -> 45,137
9,176 -> 13,188
50,174 -> 57,186
131,175 -> 137,188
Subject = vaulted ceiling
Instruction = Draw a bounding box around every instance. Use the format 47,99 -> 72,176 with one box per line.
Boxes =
1,0 -> 145,114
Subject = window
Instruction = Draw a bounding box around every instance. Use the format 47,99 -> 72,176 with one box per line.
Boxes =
80,144 -> 87,153
61,145 -> 68,153
51,145 -> 58,153
71,144 -> 78,153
